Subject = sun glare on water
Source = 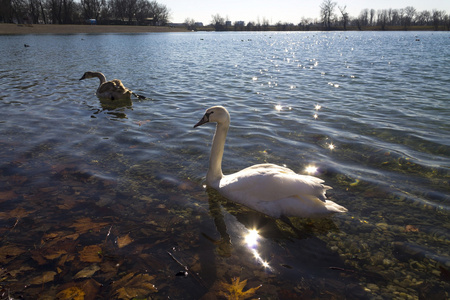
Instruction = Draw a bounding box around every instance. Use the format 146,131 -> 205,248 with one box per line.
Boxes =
305,165 -> 318,174
243,229 -> 272,269
244,229 -> 259,248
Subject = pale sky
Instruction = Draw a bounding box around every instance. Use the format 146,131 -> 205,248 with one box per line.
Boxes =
163,0 -> 450,24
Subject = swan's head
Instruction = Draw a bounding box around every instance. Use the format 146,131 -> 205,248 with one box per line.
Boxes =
79,71 -> 100,80
194,106 -> 230,128
80,72 -> 95,80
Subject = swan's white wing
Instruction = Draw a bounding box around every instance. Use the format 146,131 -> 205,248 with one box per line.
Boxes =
219,163 -> 331,213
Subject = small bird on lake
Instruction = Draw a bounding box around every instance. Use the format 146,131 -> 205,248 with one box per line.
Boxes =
194,106 -> 348,219
79,71 -> 146,100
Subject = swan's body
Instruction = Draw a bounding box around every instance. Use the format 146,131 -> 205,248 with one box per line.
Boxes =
194,106 -> 347,218
79,72 -> 145,100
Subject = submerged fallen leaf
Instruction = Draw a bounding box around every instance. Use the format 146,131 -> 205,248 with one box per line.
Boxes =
218,277 -> 261,300
135,120 -> 151,126
0,206 -> 35,220
58,253 -> 76,266
79,245 -> 102,263
0,190 -> 17,203
70,217 -> 108,234
112,273 -> 157,299
56,286 -> 86,300
57,195 -> 79,210
0,245 -> 26,263
116,233 -> 133,248
405,225 -> 419,233
44,249 -> 68,260
7,265 -> 34,277
41,231 -> 79,247
29,271 -> 57,285
74,264 -> 101,279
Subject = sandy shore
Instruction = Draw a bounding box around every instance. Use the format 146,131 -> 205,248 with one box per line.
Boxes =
0,23 -> 189,35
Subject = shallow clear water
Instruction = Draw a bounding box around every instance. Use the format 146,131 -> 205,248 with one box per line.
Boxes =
0,31 -> 449,299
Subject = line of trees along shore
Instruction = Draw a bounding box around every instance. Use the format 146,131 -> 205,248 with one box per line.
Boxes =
203,1 -> 449,32
0,0 -> 170,25
1,0 -> 449,31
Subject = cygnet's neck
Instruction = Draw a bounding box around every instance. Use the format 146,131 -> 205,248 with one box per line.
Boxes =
94,72 -> 107,84
206,121 -> 229,186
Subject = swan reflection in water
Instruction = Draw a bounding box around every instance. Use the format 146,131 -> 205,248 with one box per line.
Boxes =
89,97 -> 132,119
203,187 -> 341,271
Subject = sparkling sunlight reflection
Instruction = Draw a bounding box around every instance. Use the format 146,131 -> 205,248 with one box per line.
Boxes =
244,229 -> 259,248
244,229 -> 271,270
305,165 -> 318,174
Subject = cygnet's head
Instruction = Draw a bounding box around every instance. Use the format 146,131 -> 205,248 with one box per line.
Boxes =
194,106 -> 230,128
79,71 -> 96,80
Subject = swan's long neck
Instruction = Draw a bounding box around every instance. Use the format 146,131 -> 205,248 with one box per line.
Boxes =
94,72 -> 107,84
93,73 -> 107,93
207,121 -> 228,186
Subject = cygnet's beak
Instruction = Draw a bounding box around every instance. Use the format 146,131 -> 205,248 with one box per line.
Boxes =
194,114 -> 209,128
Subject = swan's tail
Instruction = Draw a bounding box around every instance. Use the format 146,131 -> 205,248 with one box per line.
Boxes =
324,200 -> 348,214
132,92 -> 147,100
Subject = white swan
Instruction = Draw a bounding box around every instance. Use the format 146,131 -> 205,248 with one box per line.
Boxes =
194,106 -> 348,218
79,71 -> 146,100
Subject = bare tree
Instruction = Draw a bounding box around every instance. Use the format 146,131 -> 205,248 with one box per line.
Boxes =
444,14 -> 450,31
150,1 -> 169,25
369,9 -> 375,25
184,17 -> 195,30
432,9 -> 443,30
80,0 -> 103,20
377,9 -> 389,30
416,10 -> 431,25
211,13 -> 225,30
320,0 -> 336,30
359,9 -> 369,26
338,5 -> 349,30
261,17 -> 269,30
403,6 -> 416,29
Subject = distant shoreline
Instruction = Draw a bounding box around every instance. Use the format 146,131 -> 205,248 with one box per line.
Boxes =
0,23 -> 445,35
0,23 -> 189,35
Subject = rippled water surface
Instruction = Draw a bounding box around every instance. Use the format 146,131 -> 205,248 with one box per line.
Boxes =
0,31 -> 449,299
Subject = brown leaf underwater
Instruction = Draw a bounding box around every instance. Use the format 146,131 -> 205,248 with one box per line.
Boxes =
79,245 -> 103,263
29,271 -> 57,285
74,264 -> 101,279
0,245 -> 26,264
112,273 -> 158,299
116,233 -> 134,248
70,217 -> 109,234
0,206 -> 35,220
56,286 -> 86,300
218,277 -> 261,300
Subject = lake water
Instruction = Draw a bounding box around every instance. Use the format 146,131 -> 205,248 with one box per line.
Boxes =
0,31 -> 449,299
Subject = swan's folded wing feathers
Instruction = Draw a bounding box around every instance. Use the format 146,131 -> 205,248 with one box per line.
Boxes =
98,82 -> 116,94
220,164 -> 330,205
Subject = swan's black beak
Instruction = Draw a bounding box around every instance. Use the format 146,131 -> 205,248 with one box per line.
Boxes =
194,114 -> 209,128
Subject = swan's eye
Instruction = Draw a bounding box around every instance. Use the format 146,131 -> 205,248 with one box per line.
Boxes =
205,111 -> 214,120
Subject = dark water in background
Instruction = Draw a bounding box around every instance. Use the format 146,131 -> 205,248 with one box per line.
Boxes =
0,31 -> 449,299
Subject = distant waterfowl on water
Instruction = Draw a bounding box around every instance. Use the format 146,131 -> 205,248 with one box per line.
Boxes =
79,71 -> 146,100
194,106 -> 348,219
